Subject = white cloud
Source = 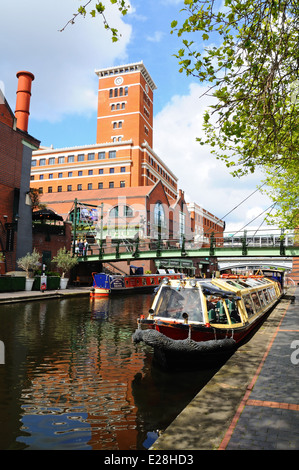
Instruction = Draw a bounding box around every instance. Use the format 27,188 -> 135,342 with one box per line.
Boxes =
146,31 -> 165,42
154,82 -> 275,232
0,0 -> 132,122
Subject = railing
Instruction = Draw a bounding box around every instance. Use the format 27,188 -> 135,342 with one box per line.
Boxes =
75,229 -> 298,260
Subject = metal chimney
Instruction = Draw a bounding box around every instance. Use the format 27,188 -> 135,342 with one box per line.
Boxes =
15,71 -> 35,132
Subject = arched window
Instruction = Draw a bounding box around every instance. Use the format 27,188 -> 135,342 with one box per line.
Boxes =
110,205 -> 133,219
110,206 -> 119,218
154,202 -> 165,227
124,205 -> 133,217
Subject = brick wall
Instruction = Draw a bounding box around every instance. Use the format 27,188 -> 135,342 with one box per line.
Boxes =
32,222 -> 72,270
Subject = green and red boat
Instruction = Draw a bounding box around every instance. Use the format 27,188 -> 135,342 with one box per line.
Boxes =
133,275 -> 283,365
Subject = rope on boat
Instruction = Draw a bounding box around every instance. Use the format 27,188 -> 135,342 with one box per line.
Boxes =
132,328 -> 236,355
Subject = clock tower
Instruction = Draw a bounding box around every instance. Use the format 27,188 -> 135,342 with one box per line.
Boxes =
95,62 -> 157,148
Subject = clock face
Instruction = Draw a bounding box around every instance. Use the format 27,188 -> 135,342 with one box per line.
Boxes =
114,76 -> 124,86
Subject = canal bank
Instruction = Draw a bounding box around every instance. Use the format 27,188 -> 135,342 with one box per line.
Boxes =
151,287 -> 299,450
0,286 -> 91,304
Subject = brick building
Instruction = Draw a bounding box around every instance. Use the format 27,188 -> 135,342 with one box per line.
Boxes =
29,61 -> 224,276
31,62 -> 178,202
0,72 -> 40,272
187,202 -> 225,247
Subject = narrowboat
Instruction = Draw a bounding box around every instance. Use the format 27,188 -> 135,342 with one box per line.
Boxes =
90,271 -> 184,297
132,275 -> 282,365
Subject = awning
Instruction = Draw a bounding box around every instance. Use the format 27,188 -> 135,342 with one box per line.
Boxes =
32,209 -> 63,222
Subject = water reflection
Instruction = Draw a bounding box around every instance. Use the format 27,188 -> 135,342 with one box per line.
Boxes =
0,294 -> 219,450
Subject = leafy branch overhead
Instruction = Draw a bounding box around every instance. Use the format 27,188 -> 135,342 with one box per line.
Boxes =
171,0 -> 299,228
60,0 -> 130,41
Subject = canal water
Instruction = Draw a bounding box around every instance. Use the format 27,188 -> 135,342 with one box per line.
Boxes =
0,293 -> 222,450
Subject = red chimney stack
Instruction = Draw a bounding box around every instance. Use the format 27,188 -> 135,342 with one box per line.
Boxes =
15,71 -> 35,132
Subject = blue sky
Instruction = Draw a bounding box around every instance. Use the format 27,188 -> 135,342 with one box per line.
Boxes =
0,0 -> 278,234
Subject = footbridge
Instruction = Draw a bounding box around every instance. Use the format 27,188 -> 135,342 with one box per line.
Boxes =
80,233 -> 299,264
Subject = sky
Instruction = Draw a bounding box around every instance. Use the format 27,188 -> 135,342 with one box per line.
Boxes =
0,0 -> 279,236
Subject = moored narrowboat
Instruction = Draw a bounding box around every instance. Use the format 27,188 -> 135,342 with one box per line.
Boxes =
90,271 -> 184,297
132,275 -> 282,365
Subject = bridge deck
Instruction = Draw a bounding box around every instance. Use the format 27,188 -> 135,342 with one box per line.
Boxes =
79,243 -> 299,263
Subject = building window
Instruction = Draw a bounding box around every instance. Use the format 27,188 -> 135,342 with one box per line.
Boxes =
113,122 -> 117,129
111,104 -> 115,110
67,185 -> 72,191
98,152 -> 105,159
78,170 -> 82,177
109,150 -> 116,159
88,153 -> 95,160
120,181 -> 125,188
120,167 -> 126,172
38,188 -> 43,194
77,184 -> 82,191
48,187 -> 52,193
77,154 -> 84,162
154,202 -> 165,228
99,169 -> 103,174
30,175 -> 34,180
88,169 -> 93,175
121,102 -> 125,109
68,172 -> 73,177
58,156 -> 65,164
40,158 -> 46,166
109,168 -> 114,173
109,89 -> 113,98
124,205 -> 133,217
124,86 -> 128,95
57,186 -> 62,192
48,157 -> 55,165
118,121 -> 122,128
58,173 -> 63,178
98,182 -> 103,189
109,181 -> 114,188
88,183 -> 92,190
68,155 -> 75,163
49,173 -> 53,179
119,87 -> 123,96
114,88 -> 118,97
110,206 -> 119,217
31,160 -> 36,166
39,174 -> 44,180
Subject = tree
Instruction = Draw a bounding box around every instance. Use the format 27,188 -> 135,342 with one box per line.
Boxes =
52,248 -> 78,279
60,0 -> 130,42
29,188 -> 47,212
171,0 -> 299,227
263,161 -> 299,229
17,249 -> 41,278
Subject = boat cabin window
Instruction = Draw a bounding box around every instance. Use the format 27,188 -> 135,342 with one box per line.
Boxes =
156,286 -> 204,323
250,292 -> 262,313
243,294 -> 255,317
207,296 -> 240,324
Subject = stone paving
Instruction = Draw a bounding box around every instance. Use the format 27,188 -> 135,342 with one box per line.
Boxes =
224,287 -> 299,450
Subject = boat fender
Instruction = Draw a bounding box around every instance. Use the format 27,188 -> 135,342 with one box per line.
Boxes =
132,329 -> 236,354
